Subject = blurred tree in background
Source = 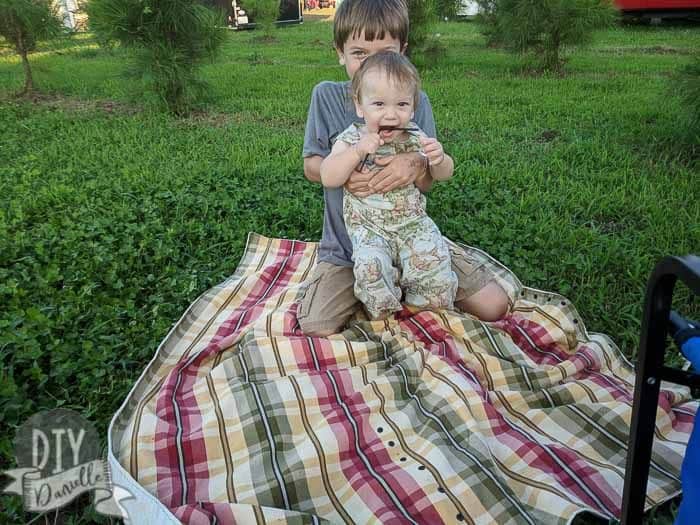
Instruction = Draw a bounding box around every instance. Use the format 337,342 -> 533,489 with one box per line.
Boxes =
0,0 -> 63,94
476,0 -> 617,71
87,0 -> 226,114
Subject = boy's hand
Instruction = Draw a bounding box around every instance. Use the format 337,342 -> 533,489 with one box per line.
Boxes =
355,132 -> 383,158
419,137 -> 445,166
369,152 -> 426,194
345,165 -> 374,198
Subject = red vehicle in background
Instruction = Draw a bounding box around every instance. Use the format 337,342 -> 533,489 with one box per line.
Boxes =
615,0 -> 700,20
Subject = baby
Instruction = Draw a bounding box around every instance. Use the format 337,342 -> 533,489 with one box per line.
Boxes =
320,51 -> 457,319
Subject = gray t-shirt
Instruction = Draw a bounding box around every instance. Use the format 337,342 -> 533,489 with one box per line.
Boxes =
303,80 -> 437,267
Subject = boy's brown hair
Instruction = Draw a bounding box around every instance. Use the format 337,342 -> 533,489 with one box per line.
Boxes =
351,51 -> 421,108
333,0 -> 409,52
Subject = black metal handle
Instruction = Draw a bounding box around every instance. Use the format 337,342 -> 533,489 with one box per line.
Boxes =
620,255 -> 700,524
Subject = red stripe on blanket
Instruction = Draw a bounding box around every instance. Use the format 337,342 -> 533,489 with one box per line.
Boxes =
671,403 -> 698,433
154,239 -> 308,508
400,312 -> 454,358
499,317 -> 633,402
498,316 -> 573,365
311,369 -> 434,523
298,336 -> 342,371
333,367 -> 445,523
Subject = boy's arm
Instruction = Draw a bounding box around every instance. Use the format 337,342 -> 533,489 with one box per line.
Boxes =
303,155 -> 323,184
371,153 -> 431,193
320,141 -> 363,188
303,83 -> 333,185
427,154 -> 454,181
415,159 -> 435,192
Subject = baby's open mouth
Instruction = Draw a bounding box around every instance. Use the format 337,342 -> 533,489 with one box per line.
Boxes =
378,125 -> 418,140
378,125 -> 419,133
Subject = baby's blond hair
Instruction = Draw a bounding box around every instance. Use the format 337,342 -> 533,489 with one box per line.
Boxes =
351,51 -> 420,108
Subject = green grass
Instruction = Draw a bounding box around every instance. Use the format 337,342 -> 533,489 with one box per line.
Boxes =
1,19 -> 699,524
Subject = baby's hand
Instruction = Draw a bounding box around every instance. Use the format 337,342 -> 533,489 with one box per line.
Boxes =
419,137 -> 445,166
355,132 -> 383,158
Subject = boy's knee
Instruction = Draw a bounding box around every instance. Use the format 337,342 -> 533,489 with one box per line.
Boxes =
298,305 -> 351,336
456,281 -> 510,321
477,298 -> 509,322
296,262 -> 358,336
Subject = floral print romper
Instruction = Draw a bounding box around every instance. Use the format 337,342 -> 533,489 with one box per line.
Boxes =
337,123 -> 458,319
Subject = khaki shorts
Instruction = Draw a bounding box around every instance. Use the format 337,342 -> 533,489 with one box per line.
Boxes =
297,246 -> 495,334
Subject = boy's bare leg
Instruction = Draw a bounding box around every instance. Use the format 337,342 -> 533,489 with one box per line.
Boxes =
455,281 -> 509,322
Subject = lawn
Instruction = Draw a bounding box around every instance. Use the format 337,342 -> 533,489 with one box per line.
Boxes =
1,17 -> 699,524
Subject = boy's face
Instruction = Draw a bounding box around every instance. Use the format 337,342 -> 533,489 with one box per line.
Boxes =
354,70 -> 415,143
336,31 -> 405,79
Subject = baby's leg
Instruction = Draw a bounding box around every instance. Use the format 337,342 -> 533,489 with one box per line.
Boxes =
399,218 -> 457,310
351,226 -> 402,319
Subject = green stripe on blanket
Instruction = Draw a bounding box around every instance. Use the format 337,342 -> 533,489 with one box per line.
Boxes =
110,233 -> 696,524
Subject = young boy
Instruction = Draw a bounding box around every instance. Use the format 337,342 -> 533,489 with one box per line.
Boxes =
299,0 -> 509,336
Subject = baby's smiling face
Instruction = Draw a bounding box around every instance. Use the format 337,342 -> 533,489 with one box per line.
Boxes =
354,69 -> 415,143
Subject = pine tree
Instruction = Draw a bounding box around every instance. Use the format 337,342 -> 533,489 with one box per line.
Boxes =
0,0 -> 63,95
474,0 -> 502,46
87,0 -> 226,114
247,0 -> 279,39
479,0 -> 616,72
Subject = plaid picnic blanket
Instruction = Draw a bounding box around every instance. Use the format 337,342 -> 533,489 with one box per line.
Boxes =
111,233 -> 697,524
